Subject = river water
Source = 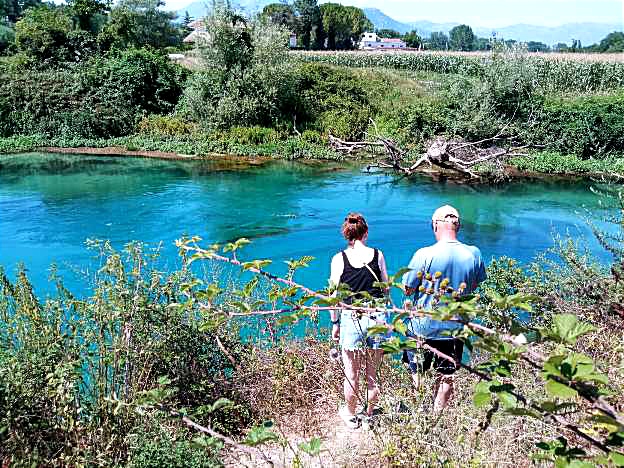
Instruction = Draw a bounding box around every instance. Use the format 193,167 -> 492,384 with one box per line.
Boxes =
0,152 -> 613,298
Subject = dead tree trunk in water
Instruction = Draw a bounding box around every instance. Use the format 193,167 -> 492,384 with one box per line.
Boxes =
329,122 -> 529,180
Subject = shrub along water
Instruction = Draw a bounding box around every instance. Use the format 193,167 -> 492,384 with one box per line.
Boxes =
0,241 -> 253,466
0,48 -> 187,138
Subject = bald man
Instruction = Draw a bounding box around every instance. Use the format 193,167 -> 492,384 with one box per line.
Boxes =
401,205 -> 486,412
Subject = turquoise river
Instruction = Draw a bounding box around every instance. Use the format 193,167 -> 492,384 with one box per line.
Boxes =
0,152 -> 615,298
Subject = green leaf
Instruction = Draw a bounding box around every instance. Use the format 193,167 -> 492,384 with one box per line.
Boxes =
244,422 -> 279,447
498,391 -> 517,409
367,325 -> 390,337
545,380 -> 578,399
241,259 -> 272,271
393,319 -> 407,335
550,314 -> 595,345
473,392 -> 491,408
210,398 -> 233,412
298,437 -> 322,456
610,451 -> 624,466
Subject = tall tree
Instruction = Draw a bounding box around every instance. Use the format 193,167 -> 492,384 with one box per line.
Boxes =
428,31 -> 448,50
262,3 -> 296,30
67,0 -> 109,32
319,3 -> 370,50
97,0 -> 181,50
449,24 -> 474,51
526,40 -> 549,52
403,30 -> 421,48
294,0 -> 322,49
2,0 -> 42,23
597,31 -> 624,52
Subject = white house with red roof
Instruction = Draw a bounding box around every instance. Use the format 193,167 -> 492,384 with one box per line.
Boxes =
359,32 -> 406,50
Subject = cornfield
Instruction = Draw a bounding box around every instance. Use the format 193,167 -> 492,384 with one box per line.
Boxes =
293,50 -> 624,93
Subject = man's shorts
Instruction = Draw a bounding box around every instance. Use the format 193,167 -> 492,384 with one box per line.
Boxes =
402,338 -> 464,375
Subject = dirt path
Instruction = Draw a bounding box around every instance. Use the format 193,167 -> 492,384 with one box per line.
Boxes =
224,411 -> 383,468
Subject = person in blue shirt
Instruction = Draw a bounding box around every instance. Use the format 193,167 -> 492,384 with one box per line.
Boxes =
402,205 -> 486,412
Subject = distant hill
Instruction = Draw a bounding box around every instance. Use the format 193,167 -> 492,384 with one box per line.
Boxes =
361,7 -> 621,45
473,23 -> 624,46
172,2 -> 621,46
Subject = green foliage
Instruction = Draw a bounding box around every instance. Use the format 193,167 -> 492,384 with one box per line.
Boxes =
14,5 -> 76,63
293,63 -> 372,139
296,50 -> 624,92
319,3 -> 372,50
68,0 -> 109,32
178,9 -> 295,131
0,242 -> 255,465
511,152 -> 624,174
1,0 -> 42,23
403,30 -> 421,48
98,0 -> 182,50
531,91 -> 624,158
261,3 -> 296,31
293,0 -> 323,50
137,114 -> 199,136
449,24 -> 475,51
0,47 -> 187,138
0,22 -> 15,54
428,31 -> 448,50
596,31 -> 624,53
127,424 -> 223,468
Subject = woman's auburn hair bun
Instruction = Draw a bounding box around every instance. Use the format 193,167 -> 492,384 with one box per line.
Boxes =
342,212 -> 368,241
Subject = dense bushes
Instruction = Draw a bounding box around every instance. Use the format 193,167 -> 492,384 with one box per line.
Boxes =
0,48 -> 187,138
531,91 -> 624,158
0,243 -> 253,465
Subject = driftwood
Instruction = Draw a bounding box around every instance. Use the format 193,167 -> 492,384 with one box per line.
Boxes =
329,121 -> 529,180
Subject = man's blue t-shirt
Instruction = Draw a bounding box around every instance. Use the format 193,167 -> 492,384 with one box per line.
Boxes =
401,240 -> 486,339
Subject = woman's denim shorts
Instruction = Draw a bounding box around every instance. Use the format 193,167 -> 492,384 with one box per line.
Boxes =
339,309 -> 391,351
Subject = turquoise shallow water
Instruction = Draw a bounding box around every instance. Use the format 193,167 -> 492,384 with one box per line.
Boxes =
0,152 -> 613,297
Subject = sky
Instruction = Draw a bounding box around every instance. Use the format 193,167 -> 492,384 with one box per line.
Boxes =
163,0 -> 623,28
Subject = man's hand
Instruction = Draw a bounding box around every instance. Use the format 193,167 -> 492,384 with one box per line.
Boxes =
332,324 -> 340,342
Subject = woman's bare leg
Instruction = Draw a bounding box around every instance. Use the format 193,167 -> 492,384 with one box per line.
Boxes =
342,349 -> 361,414
365,349 -> 384,415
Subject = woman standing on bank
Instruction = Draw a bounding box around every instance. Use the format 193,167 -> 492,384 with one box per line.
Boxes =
329,212 -> 389,429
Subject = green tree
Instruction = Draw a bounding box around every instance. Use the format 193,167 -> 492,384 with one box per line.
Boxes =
526,40 -> 549,52
0,22 -> 14,53
319,3 -> 371,50
1,0 -> 42,23
597,31 -> 624,52
449,24 -> 474,51
97,0 -> 181,50
376,28 -> 401,38
552,42 -> 568,52
473,36 -> 491,50
403,30 -> 421,48
14,5 -> 74,62
428,31 -> 448,50
262,3 -> 296,30
294,0 -> 322,49
67,0 -> 109,32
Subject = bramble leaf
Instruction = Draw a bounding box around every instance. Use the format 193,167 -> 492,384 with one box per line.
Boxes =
545,380 -> 578,399
298,437 -> 322,456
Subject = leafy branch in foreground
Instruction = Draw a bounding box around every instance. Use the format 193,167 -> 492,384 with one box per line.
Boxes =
176,235 -> 624,467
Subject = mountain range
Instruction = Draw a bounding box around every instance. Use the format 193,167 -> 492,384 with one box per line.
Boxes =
173,1 -> 622,46
361,8 -> 621,45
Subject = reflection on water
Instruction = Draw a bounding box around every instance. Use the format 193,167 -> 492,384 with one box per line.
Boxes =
0,152 -> 612,297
